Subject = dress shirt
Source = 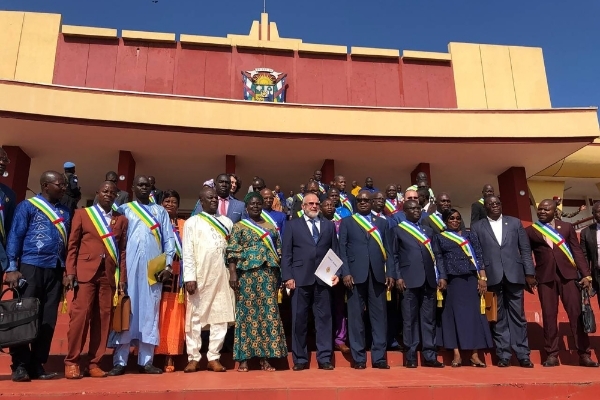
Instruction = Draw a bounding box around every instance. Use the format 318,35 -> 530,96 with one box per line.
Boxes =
487,215 -> 503,245
372,210 -> 386,219
304,214 -> 320,233
218,197 -> 229,215
97,206 -> 113,226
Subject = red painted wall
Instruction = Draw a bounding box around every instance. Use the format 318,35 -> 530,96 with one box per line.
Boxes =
53,34 -> 457,108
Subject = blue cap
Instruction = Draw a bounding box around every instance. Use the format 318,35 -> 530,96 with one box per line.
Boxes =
63,161 -> 75,168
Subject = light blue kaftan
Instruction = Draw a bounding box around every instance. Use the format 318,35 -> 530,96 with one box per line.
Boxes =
110,201 -> 175,347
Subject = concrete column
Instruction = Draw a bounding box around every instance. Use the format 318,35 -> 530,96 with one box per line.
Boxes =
117,150 -> 136,200
2,146 -> 31,202
498,167 -> 531,223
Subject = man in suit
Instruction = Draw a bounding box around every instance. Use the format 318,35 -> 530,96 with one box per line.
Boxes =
64,181 -> 128,379
525,199 -> 598,367
393,200 -> 446,368
421,192 -> 465,234
291,181 -> 320,219
93,171 -> 129,209
470,184 -> 495,225
471,196 -> 535,368
313,170 -> 329,196
0,147 -> 17,251
192,174 -> 244,222
148,176 -> 163,204
260,188 -> 287,239
281,193 -> 341,371
383,184 -> 402,217
579,201 -> 600,307
339,191 -> 395,369
328,175 -> 355,213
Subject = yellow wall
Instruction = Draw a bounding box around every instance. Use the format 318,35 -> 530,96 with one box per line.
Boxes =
528,180 -> 565,208
0,11 -> 24,80
449,42 -> 552,110
536,145 -> 600,178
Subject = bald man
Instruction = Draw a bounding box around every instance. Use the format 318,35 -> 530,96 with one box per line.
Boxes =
471,184 -> 495,225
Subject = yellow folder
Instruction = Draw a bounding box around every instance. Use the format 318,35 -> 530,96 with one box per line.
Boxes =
147,253 -> 167,285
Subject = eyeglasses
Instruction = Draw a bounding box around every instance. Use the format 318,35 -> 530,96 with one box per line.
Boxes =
448,216 -> 462,221
356,198 -> 371,203
304,202 -> 320,206
488,202 -> 501,207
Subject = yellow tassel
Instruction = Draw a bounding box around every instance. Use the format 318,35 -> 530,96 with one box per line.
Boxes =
113,292 -> 118,307
177,288 -> 185,304
386,290 -> 392,302
277,288 -> 283,304
61,297 -> 68,314
436,289 -> 444,308
480,295 -> 486,315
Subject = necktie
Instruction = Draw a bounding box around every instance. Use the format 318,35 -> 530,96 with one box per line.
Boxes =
219,198 -> 227,216
310,219 -> 319,244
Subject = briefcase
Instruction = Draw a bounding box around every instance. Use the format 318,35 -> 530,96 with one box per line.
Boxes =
112,294 -> 131,333
0,287 -> 39,348
581,289 -> 596,334
484,292 -> 498,323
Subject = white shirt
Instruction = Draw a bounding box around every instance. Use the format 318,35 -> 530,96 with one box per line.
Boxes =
98,206 -> 113,226
488,215 -> 503,245
304,214 -> 320,233
372,210 -> 386,220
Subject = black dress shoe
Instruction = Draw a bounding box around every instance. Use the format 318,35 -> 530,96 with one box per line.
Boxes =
353,362 -> 366,369
318,362 -> 334,370
497,359 -> 511,367
139,363 -> 162,374
423,360 -> 444,368
12,366 -> 31,382
292,363 -> 308,371
29,366 -> 58,380
519,359 -> 534,368
579,355 -> 599,367
405,360 -> 418,368
542,356 -> 559,367
372,361 -> 391,369
107,364 -> 126,376
387,344 -> 404,352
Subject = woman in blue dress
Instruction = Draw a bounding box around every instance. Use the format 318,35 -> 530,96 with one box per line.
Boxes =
433,208 -> 493,367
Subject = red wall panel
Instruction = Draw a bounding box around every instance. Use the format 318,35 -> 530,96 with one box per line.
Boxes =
402,59 -> 457,108
295,55 -> 324,104
53,35 -> 89,87
203,48 -> 232,99
85,39 -> 118,89
321,56 -> 348,105
144,43 -> 176,94
402,60 -> 430,107
174,45 -> 207,97
426,62 -> 457,108
349,57 -> 378,106
114,40 -> 148,92
374,60 -> 402,107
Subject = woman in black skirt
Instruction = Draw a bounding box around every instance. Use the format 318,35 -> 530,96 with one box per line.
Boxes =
433,208 -> 492,367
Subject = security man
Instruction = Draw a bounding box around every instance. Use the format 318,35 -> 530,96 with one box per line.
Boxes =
60,161 -> 81,219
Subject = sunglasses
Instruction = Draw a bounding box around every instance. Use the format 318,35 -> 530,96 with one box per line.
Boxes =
304,202 -> 320,206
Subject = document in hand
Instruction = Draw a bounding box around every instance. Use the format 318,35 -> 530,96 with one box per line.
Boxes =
315,249 -> 343,286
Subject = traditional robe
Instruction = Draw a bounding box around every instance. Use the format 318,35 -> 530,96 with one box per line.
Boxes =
183,214 -> 235,330
110,202 -> 175,347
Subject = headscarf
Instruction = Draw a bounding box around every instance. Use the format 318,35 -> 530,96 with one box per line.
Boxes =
203,179 -> 214,188
244,191 -> 263,205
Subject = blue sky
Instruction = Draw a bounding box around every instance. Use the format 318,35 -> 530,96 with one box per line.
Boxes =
2,0 -> 598,110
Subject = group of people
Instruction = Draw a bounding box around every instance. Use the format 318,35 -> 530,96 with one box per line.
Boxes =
1,150 -> 599,383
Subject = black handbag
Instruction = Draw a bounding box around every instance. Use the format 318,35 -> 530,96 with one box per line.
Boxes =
0,287 -> 39,348
581,288 -> 597,334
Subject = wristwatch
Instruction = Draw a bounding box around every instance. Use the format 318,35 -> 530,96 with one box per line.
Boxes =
585,276 -> 593,282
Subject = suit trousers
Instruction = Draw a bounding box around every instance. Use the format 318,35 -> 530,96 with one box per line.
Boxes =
291,283 -> 333,365
387,288 -> 402,347
402,283 -> 437,362
65,261 -> 115,369
538,274 -> 590,357
10,263 -> 63,371
332,283 -> 348,346
347,269 -> 387,364
488,279 -> 530,361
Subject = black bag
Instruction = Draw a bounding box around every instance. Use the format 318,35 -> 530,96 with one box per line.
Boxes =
581,288 -> 597,334
0,287 -> 39,348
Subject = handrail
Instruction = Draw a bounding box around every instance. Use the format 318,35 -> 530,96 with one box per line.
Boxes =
574,215 -> 594,230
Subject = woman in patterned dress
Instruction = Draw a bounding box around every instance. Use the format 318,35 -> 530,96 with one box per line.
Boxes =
226,192 -> 288,372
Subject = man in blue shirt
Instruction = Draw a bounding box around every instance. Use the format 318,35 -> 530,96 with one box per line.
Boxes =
5,171 -> 71,382
0,148 -> 16,271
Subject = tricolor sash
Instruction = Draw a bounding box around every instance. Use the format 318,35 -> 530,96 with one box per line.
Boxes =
429,213 -> 446,232
127,201 -> 163,250
85,205 -> 120,305
297,210 -> 304,218
385,199 -> 398,215
240,219 -> 279,260
318,182 -> 326,193
340,193 -> 353,212
333,212 -> 342,222
28,196 -> 67,247
296,193 -> 304,202
440,231 -> 480,272
172,221 -> 185,303
478,198 -> 484,205
197,212 -> 230,240
149,191 -> 156,204
532,221 -> 576,267
352,214 -> 386,260
261,210 -> 280,231
398,221 -> 434,262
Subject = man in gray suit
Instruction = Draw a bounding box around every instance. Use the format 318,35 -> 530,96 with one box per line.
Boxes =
471,196 -> 536,368
93,171 -> 129,208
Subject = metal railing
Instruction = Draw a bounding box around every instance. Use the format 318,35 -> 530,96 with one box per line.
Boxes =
573,215 -> 594,230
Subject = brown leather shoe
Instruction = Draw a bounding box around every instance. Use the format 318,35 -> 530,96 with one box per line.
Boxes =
207,360 -> 226,372
542,356 -> 560,367
65,365 -> 82,379
184,360 -> 199,373
88,367 -> 108,378
335,343 -> 351,354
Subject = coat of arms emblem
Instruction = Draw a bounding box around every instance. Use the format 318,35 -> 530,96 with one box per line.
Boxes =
241,68 -> 287,103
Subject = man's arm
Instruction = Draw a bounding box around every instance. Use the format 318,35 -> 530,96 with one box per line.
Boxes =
339,220 -> 350,277
570,224 -> 591,278
182,219 -> 197,283
65,210 -> 84,277
5,202 -> 29,272
281,221 -> 294,282
160,209 -> 176,266
516,221 -> 535,276
118,218 -> 128,282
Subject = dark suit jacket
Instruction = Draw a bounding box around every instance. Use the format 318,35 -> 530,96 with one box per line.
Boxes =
152,188 -> 164,205
281,216 -> 339,287
339,214 -> 394,284
291,196 -> 304,219
470,201 -> 487,226
471,215 -> 535,286
525,221 -> 590,284
580,223 -> 600,275
192,195 -> 245,223
66,208 -> 128,286
392,223 -> 445,289
0,183 -> 16,241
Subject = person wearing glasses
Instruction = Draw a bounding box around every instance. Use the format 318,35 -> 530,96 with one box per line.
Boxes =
93,171 -> 129,208
421,193 -> 464,235
433,208 -> 492,368
5,171 -> 71,382
281,192 -> 341,371
471,196 -> 536,368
